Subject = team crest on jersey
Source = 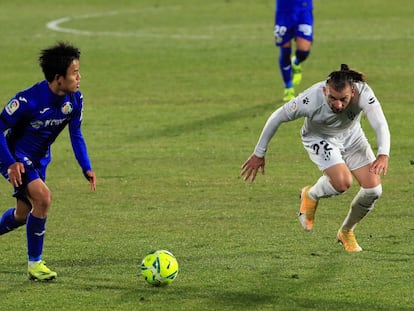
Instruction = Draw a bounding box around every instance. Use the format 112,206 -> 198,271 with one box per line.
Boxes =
5,99 -> 19,115
347,110 -> 356,120
61,102 -> 73,114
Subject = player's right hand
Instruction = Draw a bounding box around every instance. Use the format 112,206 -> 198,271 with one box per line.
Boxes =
7,162 -> 25,187
240,154 -> 265,182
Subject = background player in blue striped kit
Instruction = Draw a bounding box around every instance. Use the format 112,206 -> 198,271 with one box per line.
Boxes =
274,0 -> 313,101
0,42 -> 96,281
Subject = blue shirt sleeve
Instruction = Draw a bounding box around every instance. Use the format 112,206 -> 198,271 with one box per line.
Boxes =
68,100 -> 92,174
0,98 -> 30,168
0,125 -> 16,168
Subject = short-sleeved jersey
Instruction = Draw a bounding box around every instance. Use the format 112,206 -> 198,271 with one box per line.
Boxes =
0,80 -> 92,173
254,81 -> 390,158
274,0 -> 313,45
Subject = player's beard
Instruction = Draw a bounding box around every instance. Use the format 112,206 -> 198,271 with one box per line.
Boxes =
330,105 -> 344,113
328,101 -> 346,113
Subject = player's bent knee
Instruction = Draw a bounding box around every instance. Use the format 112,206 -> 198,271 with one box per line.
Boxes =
40,192 -> 52,209
332,175 -> 353,193
29,189 -> 52,215
325,164 -> 353,193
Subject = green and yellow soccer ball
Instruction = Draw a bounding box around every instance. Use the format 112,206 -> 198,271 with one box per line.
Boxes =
140,250 -> 179,286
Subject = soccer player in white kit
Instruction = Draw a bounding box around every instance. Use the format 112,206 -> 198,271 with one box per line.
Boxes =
241,64 -> 390,252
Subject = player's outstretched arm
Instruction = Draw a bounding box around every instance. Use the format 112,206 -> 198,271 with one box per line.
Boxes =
240,154 -> 265,182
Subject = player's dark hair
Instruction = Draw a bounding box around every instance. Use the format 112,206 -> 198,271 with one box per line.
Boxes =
326,64 -> 365,91
39,42 -> 81,82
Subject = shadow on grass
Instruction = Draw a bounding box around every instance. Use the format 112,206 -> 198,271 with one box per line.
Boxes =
209,289 -> 277,309
134,100 -> 276,140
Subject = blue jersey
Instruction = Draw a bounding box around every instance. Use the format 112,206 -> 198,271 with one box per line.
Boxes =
274,0 -> 313,46
276,0 -> 313,12
0,80 -> 92,177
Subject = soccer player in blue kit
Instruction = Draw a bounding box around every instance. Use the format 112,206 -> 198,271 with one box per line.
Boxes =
0,42 -> 96,281
274,0 -> 313,101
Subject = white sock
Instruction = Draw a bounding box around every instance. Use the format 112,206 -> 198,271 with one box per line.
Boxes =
308,175 -> 340,201
28,260 -> 41,269
341,184 -> 382,231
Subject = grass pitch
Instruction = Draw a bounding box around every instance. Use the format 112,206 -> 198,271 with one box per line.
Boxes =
0,0 -> 413,310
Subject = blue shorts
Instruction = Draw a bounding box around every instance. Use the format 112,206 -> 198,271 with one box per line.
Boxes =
274,9 -> 313,46
0,159 -> 47,199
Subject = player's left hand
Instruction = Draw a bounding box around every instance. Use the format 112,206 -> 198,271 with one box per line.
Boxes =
84,170 -> 97,190
369,154 -> 389,176
240,154 -> 265,182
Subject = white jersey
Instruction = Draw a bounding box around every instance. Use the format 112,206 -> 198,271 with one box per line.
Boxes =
254,81 -> 390,158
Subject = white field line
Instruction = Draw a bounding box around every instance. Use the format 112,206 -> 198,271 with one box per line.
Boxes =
46,10 -> 215,40
46,10 -> 414,41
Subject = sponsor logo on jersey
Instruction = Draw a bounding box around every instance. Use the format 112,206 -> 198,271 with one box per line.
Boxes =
44,118 -> 67,127
31,118 -> 67,129
5,99 -> 19,115
30,120 -> 43,129
61,102 -> 73,114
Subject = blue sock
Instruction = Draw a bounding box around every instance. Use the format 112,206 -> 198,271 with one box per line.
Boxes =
295,49 -> 310,64
26,213 -> 46,262
0,207 -> 24,235
279,47 -> 293,88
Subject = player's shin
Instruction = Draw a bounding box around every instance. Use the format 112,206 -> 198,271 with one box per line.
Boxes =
0,207 -> 25,235
279,47 -> 293,87
341,185 -> 382,231
26,213 -> 47,263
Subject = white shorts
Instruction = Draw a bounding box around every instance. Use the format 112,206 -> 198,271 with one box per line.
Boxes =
302,128 -> 376,172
